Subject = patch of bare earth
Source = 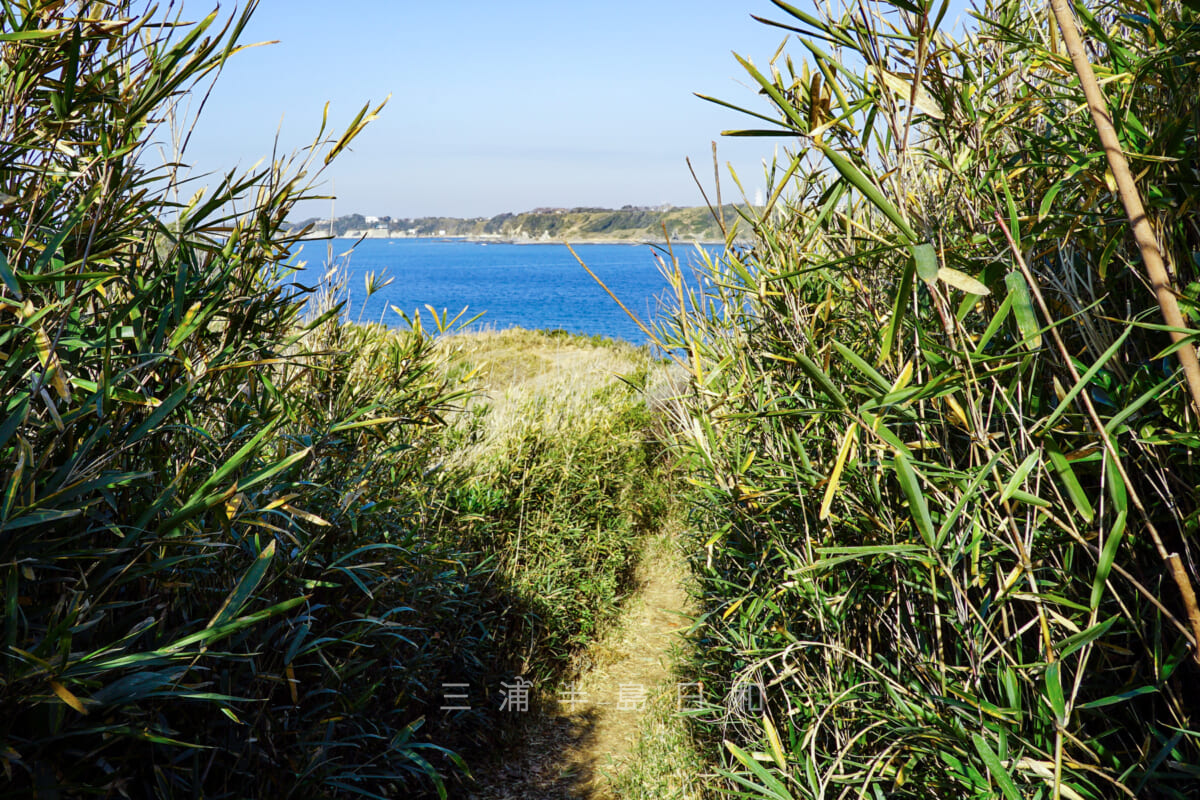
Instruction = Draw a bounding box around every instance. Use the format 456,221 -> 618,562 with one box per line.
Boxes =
465,532 -> 691,800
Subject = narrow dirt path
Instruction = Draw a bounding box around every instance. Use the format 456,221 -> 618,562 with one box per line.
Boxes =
465,531 -> 692,799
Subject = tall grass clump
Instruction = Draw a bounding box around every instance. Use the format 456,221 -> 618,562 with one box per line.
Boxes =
662,0 -> 1200,797
439,329 -> 675,686
0,3 -> 516,796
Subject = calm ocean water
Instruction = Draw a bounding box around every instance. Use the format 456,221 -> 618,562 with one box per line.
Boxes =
292,238 -> 716,345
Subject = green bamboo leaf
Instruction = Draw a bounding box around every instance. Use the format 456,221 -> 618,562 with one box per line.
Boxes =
0,394 -> 31,454
160,596 -> 306,656
1059,615 -> 1117,660
816,544 -> 926,556
767,1 -> 858,47
971,733 -> 1023,800
819,145 -> 919,242
0,448 -> 22,521
733,53 -> 811,135
999,453 -> 1040,504
0,508 -> 82,532
32,207 -> 86,274
1037,179 -> 1067,222
1105,442 -> 1127,514
126,384 -> 190,445
1039,325 -> 1134,432
1090,509 -> 1127,609
1007,488 -> 1051,508
188,417 -> 281,501
794,353 -> 847,408
1046,440 -> 1094,523
0,29 -> 65,41
1045,662 -> 1067,725
1104,373 -> 1176,434
0,250 -> 21,298
328,416 -> 401,434
935,452 -> 1002,548
913,242 -> 939,282
234,447 -> 311,495
1005,272 -> 1042,350
208,540 -> 277,631
1076,685 -> 1157,709
1001,178 -> 1021,252
167,301 -> 209,351
880,262 -> 915,365
893,452 -> 934,547
723,740 -> 795,800
830,340 -> 889,392
60,23 -> 81,115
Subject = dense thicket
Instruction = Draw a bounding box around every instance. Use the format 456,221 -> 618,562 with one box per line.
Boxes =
0,4 -> 665,797
665,0 -> 1200,797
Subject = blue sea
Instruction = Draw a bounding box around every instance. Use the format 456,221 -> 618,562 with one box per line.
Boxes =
291,238 -> 718,345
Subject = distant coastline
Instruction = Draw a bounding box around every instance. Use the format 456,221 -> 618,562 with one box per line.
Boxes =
290,204 -> 753,245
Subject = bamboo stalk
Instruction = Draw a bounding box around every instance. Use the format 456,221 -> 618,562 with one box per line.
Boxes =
995,212 -> 1200,665
1049,0 -> 1200,419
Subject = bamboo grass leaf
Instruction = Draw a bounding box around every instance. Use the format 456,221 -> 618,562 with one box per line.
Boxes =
795,353 -> 847,408
1076,685 -> 1157,709
1046,440 -> 1094,522
831,340 -> 890,392
971,733 -> 1023,800
819,422 -> 859,520
723,740 -> 795,799
937,267 -> 991,295
894,452 -> 935,547
1038,325 -> 1134,433
1103,373 -> 1177,434
127,385 -> 190,445
1005,272 -> 1042,350
819,146 -> 919,242
151,596 -> 306,659
935,452 -> 1002,548
186,418 -> 282,502
1090,509 -> 1127,609
881,262 -> 915,365
208,540 -> 277,631
1059,615 -> 1118,659
1045,662 -> 1067,725
999,453 -> 1040,504
913,242 -> 939,283
734,53 -> 811,135
0,250 -> 21,298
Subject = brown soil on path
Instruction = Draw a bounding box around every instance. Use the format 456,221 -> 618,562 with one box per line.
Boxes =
464,531 -> 693,800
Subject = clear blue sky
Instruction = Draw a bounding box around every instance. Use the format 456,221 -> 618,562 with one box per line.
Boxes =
175,0 -> 975,220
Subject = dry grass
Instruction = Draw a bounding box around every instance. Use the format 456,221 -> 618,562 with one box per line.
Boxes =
438,328 -> 661,472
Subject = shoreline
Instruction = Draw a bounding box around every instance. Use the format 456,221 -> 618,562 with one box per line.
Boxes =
298,233 -> 734,246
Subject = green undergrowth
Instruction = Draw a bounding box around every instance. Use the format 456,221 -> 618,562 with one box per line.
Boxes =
611,682 -> 715,800
438,329 -> 675,686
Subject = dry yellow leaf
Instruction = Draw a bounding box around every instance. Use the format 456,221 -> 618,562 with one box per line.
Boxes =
50,680 -> 88,715
819,421 -> 860,520
869,66 -> 945,119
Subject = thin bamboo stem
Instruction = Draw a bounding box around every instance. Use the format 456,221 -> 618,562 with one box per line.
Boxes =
995,212 -> 1200,666
1049,0 -> 1200,419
